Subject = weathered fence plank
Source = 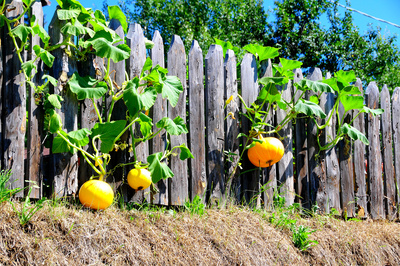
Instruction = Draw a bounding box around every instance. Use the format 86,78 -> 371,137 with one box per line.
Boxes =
2,0 -> 25,197
150,30 -> 168,205
188,40 -> 206,201
240,53 -> 259,204
293,69 -> 309,209
126,23 -> 150,203
353,79 -> 367,217
205,44 -> 225,205
48,11 -> 79,197
307,68 -> 327,212
338,98 -> 355,217
323,73 -> 340,213
224,50 -> 240,203
392,87 -> 400,212
26,1 -> 44,198
366,82 -> 384,219
167,35 -> 188,205
277,81 -> 294,206
260,60 -> 276,210
381,85 -> 396,220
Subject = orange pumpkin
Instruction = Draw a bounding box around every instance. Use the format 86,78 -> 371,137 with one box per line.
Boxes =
79,180 -> 114,210
247,136 -> 284,168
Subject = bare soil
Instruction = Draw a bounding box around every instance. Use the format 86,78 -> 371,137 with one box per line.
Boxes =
1,201 -> 400,265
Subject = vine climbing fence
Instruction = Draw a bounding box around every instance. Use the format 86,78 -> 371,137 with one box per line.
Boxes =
1,2 -> 400,220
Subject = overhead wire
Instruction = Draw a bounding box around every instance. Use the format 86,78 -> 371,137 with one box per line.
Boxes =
327,0 -> 400,29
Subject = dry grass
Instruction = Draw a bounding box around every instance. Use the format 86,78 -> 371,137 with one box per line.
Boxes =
1,199 -> 400,266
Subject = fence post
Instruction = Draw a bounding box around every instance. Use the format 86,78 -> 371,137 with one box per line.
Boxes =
26,1 -> 45,198
2,0 -> 26,197
276,80 -> 294,206
48,9 -> 79,197
240,53 -> 259,205
366,82 -> 384,219
126,23 -> 150,203
293,69 -> 309,209
167,35 -> 188,205
188,40 -> 206,201
205,44 -> 225,205
381,85 -> 396,220
224,49 -> 239,203
392,87 -> 400,216
150,30 -> 168,205
353,79 -> 367,217
338,92 -> 355,217
306,68 -> 327,213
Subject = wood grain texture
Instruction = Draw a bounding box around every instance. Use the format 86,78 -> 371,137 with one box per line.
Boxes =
167,35 -> 188,205
205,44 -> 225,205
260,60 -> 276,210
306,68 -> 327,213
293,69 -> 309,209
366,82 -> 384,219
126,23 -> 150,203
353,79 -> 367,217
150,30 -> 168,205
338,98 -> 354,217
224,49 -> 240,203
26,1 -> 44,198
2,0 -> 25,197
188,40 -> 206,201
49,12 -> 79,197
392,87 -> 400,213
240,53 -> 259,204
277,81 -> 294,206
322,73 -> 340,213
380,85 -> 396,220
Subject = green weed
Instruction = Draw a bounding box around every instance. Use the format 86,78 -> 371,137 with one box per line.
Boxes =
184,195 -> 206,216
0,170 -> 22,203
11,186 -> 46,227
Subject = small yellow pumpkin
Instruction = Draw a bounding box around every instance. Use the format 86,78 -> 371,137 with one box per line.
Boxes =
247,136 -> 284,168
127,168 -> 152,191
79,180 -> 114,210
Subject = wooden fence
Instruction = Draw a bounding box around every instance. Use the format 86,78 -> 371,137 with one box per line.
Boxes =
2,3 -> 400,220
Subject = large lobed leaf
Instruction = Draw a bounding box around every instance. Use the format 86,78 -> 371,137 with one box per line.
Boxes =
68,72 -> 108,100
91,120 -> 127,153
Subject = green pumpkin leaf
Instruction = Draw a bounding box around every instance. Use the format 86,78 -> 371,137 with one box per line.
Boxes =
139,112 -> 153,138
68,72 -> 108,100
258,83 -> 281,104
340,95 -> 364,113
11,24 -> 32,44
32,24 -> 50,45
335,70 -> 356,84
140,86 -> 158,110
243,44 -> 279,61
340,123 -> 369,145
94,10 -> 106,23
340,85 -> 362,95
147,152 -> 174,183
91,120 -> 127,153
33,45 -> 55,67
52,130 -> 71,153
123,80 -> 143,118
45,109 -> 63,134
160,75 -> 183,107
57,9 -> 81,20
298,79 -> 335,94
21,60 -> 37,78
294,99 -> 326,118
108,5 -> 128,33
279,58 -> 303,71
360,106 -> 384,116
259,76 -> 288,86
89,37 -> 130,63
68,128 -> 91,147
61,21 -> 86,36
47,94 -> 63,109
141,57 -> 153,77
176,143 -> 194,160
156,116 -> 188,135
42,74 -> 58,87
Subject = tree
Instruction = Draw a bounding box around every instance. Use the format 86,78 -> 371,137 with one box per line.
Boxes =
267,0 -> 400,90
103,0 -> 268,54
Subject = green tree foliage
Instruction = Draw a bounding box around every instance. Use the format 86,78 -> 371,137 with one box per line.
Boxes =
103,0 -> 267,54
267,0 -> 400,89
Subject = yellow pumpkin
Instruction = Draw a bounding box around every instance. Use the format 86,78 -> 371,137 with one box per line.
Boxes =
127,168 -> 152,191
79,180 -> 114,210
247,136 -> 284,168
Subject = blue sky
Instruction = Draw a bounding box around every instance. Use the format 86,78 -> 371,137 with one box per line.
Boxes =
43,0 -> 400,46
